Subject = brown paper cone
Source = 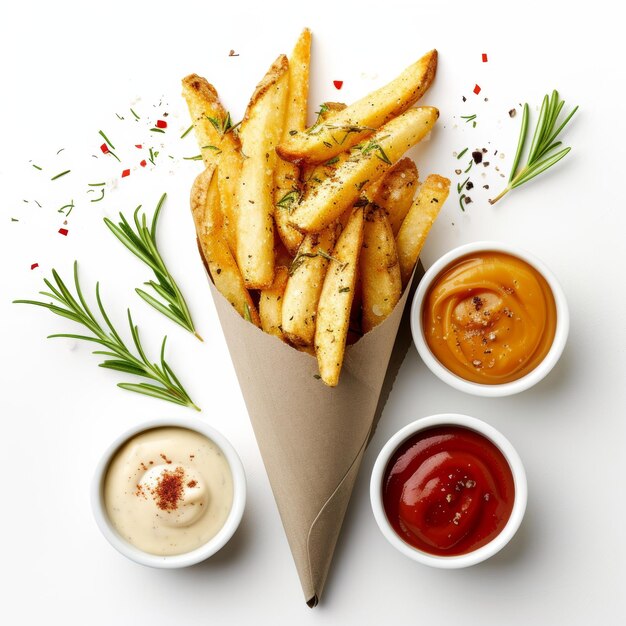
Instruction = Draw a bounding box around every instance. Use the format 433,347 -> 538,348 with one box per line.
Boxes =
207,266 -> 421,606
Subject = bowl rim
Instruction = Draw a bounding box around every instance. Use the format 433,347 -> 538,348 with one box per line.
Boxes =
91,416 -> 246,568
410,240 -> 569,397
370,413 -> 527,568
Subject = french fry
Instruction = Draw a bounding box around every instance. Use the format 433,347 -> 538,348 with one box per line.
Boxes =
360,207 -> 402,333
236,55 -> 290,289
290,107 -> 439,233
260,266 -> 290,339
315,208 -> 364,386
282,226 -> 337,346
190,166 -> 260,326
364,157 -> 418,235
396,174 -> 450,286
274,29 -> 311,255
277,49 -> 437,165
182,75 -> 242,255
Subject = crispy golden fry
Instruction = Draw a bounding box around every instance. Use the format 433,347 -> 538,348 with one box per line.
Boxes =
190,166 -> 260,326
236,55 -> 290,289
182,74 -> 242,254
315,208 -> 364,386
364,158 -> 418,235
274,29 -> 311,255
277,50 -> 437,165
396,174 -> 450,286
290,107 -> 439,233
260,266 -> 289,339
282,226 -> 337,346
361,207 -> 402,333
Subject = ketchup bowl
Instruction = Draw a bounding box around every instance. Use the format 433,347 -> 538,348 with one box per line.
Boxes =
370,414 -> 527,568
410,241 -> 569,397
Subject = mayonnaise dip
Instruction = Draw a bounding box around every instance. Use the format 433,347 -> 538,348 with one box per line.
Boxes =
104,427 -> 233,556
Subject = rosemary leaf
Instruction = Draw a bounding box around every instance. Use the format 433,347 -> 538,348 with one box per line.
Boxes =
490,90 -> 577,205
104,193 -> 202,340
13,263 -> 199,410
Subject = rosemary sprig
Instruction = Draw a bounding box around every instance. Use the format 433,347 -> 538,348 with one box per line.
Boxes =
104,193 -> 201,340
13,262 -> 199,410
490,90 -> 578,204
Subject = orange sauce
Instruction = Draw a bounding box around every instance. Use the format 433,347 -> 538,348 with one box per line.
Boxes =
422,251 -> 557,384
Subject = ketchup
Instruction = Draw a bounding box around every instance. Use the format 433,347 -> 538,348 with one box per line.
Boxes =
382,426 -> 514,556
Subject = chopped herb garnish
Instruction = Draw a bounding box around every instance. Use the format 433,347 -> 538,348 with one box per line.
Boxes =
243,302 -> 252,322
130,108 -> 140,120
324,156 -> 340,166
360,137 -> 392,164
51,170 -> 71,181
458,194 -> 466,212
457,147 -> 469,160
98,130 -> 115,150
457,177 -> 470,194
183,155 -> 203,161
32,164 -> 42,170
150,127 -> 165,133
338,287 -> 350,293
276,188 -> 302,213
115,113 -> 124,120
88,182 -> 106,187
58,200 -> 75,216
180,124 -> 194,139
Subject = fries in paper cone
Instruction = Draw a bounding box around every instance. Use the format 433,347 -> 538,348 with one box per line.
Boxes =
183,29 -> 449,604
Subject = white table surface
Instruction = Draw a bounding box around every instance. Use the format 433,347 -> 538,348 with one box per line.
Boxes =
1,1 -> 624,624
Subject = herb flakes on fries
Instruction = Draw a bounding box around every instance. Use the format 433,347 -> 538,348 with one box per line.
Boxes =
183,32 -> 449,385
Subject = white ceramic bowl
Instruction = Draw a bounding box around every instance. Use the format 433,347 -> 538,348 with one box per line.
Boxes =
370,413 -> 527,568
91,416 -> 246,568
411,241 -> 569,397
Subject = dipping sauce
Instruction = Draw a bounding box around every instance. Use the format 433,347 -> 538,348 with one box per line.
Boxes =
104,427 -> 233,556
422,251 -> 557,384
382,426 -> 514,556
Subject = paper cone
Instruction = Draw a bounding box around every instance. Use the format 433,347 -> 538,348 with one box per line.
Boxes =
207,266 -> 420,606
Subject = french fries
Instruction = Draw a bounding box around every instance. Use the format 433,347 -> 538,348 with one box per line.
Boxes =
290,107 -> 438,233
274,29 -> 311,256
190,166 -> 260,326
277,49 -> 437,165
260,266 -> 289,339
364,157 -> 418,235
361,207 -> 402,333
396,174 -> 450,286
185,34 -> 450,385
282,226 -> 337,346
182,75 -> 242,254
315,208 -> 364,386
236,55 -> 289,289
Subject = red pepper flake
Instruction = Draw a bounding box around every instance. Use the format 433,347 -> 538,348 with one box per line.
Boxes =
333,80 -> 343,90
482,53 -> 488,63
31,263 -> 39,270
135,144 -> 142,149
100,143 -> 110,154
122,169 -> 130,178
473,84 -> 482,95
58,228 -> 69,236
140,159 -> 147,167
156,119 -> 167,129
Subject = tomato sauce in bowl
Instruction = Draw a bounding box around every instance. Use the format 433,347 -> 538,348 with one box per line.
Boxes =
382,426 -> 514,556
370,414 -> 527,567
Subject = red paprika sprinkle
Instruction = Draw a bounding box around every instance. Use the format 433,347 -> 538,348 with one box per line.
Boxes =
154,466 -> 185,511
482,53 -> 488,62
140,160 -> 147,167
100,143 -> 110,154
31,263 -> 39,270
58,228 -> 68,236
156,119 -> 167,129
333,80 -> 343,90
122,169 -> 130,178
473,84 -> 482,95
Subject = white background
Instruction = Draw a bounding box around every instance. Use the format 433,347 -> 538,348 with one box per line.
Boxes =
1,1 -> 623,624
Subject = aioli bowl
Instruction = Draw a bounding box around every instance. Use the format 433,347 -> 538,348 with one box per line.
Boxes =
370,413 -> 527,568
91,416 -> 246,568
410,241 -> 569,397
